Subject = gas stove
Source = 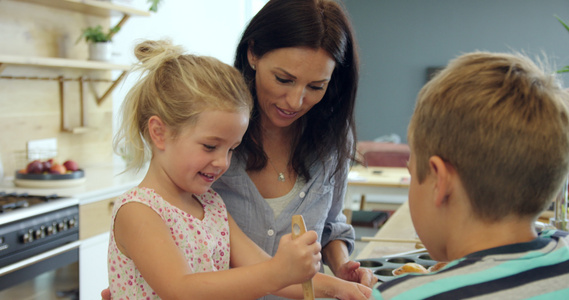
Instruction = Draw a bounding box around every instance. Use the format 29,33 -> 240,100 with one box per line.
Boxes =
0,192 -> 79,225
0,192 -> 80,290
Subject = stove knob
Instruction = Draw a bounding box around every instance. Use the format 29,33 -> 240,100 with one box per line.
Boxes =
21,232 -> 29,244
22,230 -> 33,244
34,226 -> 46,239
46,225 -> 55,236
57,222 -> 66,231
68,218 -> 76,228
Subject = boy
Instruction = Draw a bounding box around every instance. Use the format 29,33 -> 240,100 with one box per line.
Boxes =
373,51 -> 569,299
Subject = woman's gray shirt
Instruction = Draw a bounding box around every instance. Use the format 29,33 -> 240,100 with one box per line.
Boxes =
213,154 -> 355,300
212,154 -> 355,257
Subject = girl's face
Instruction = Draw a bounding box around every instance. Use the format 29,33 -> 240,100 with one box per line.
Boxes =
248,47 -> 336,130
164,109 -> 249,195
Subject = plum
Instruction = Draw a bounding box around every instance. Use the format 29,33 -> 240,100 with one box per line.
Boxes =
63,160 -> 79,172
42,159 -> 53,171
26,160 -> 44,174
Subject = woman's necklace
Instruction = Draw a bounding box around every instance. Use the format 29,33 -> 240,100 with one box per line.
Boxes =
268,159 -> 286,182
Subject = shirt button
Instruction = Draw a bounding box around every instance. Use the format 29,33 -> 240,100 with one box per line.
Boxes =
267,229 -> 275,236
299,192 -> 306,198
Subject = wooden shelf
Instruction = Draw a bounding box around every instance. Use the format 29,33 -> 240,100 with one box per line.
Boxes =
0,54 -> 130,72
3,0 -> 146,133
0,54 -> 130,123
12,0 -> 151,17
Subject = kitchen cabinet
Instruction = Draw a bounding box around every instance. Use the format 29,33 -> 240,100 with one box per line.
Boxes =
78,196 -> 116,299
80,233 -> 110,300
79,196 -> 115,240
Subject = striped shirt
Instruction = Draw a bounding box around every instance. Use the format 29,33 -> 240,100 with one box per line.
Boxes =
372,230 -> 569,299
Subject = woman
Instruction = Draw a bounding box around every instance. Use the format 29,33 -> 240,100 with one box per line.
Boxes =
212,0 -> 377,297
102,1 -> 374,299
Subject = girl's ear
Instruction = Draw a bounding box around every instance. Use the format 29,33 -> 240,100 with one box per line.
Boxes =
428,156 -> 452,207
148,116 -> 167,151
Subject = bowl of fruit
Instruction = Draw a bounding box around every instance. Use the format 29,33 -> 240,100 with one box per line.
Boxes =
14,159 -> 86,188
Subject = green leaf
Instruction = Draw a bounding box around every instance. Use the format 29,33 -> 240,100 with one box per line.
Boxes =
556,66 -> 569,73
555,15 -> 569,33
76,25 -> 118,44
148,0 -> 162,12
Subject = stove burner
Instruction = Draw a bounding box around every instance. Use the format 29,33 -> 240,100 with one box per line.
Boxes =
0,192 -> 63,213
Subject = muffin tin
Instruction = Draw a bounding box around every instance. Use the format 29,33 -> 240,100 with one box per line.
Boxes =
357,251 -> 437,283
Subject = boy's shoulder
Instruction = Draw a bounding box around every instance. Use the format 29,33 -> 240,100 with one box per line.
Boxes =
539,228 -> 569,239
373,229 -> 569,299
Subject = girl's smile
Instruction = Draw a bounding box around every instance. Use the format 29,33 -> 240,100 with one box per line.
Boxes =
162,109 -> 249,195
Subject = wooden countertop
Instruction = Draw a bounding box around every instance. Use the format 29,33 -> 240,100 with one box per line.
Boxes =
356,201 -> 420,259
356,201 -> 557,260
348,165 -> 410,188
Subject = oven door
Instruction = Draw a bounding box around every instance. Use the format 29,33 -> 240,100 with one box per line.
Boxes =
0,241 -> 80,290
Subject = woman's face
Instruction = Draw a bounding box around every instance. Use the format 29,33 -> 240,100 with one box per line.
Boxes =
248,47 -> 336,130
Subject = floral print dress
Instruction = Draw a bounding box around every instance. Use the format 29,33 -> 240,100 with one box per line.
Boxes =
108,187 -> 231,300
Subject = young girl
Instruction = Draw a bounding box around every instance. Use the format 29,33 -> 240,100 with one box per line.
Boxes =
107,40 -> 372,300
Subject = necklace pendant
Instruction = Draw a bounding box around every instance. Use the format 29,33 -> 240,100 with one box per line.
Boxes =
278,172 -> 285,182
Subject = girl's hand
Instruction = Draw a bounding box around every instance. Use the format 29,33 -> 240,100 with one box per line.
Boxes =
272,231 -> 322,286
336,260 -> 378,288
101,288 -> 110,300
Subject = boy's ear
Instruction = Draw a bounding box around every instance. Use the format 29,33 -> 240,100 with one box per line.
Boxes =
428,156 -> 452,207
148,116 -> 167,151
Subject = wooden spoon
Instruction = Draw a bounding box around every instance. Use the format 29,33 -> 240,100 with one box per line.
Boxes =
291,215 -> 315,300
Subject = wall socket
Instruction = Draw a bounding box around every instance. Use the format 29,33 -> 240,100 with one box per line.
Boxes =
27,138 -> 58,161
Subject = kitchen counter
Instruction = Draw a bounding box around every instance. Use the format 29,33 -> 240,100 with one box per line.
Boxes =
356,201 -> 419,260
0,162 -> 146,299
356,200 -> 558,260
0,163 -> 146,204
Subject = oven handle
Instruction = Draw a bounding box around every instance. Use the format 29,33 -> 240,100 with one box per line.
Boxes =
0,241 -> 81,276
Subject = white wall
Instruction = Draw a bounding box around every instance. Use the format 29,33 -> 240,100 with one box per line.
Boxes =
110,0 -> 267,164
344,0 -> 569,142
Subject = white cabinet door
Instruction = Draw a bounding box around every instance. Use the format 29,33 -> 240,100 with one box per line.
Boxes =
79,232 -> 109,300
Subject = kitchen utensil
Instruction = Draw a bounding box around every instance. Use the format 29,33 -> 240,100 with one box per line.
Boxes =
361,237 -> 425,249
361,237 -> 421,243
291,215 -> 315,300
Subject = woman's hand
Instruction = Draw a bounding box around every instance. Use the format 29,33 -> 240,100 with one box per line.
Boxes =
313,273 -> 373,300
334,282 -> 373,300
336,260 -> 378,288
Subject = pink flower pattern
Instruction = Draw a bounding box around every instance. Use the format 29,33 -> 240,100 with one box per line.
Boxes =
108,187 -> 230,299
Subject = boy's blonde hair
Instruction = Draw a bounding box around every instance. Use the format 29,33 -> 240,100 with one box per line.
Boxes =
409,51 -> 569,221
113,40 -> 253,172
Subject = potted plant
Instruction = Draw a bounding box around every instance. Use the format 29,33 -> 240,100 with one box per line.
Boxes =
76,0 -> 163,61
77,25 -> 120,61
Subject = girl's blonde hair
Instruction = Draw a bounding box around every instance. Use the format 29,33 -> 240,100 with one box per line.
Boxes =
113,40 -> 253,172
